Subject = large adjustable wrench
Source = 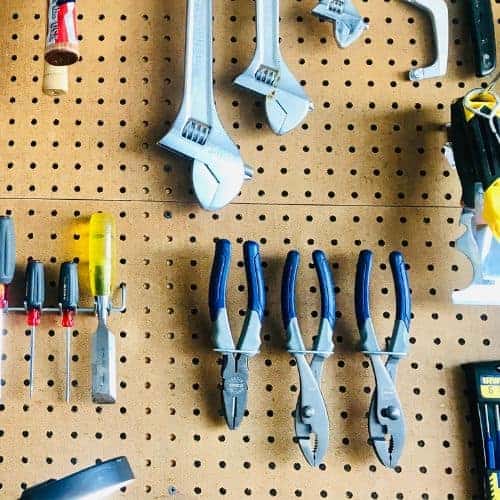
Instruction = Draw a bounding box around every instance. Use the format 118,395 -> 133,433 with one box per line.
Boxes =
403,0 -> 449,81
234,0 -> 313,135
158,0 -> 252,211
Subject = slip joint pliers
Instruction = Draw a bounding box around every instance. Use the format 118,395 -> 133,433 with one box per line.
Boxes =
355,250 -> 411,469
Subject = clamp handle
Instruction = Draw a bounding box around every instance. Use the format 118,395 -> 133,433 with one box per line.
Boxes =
243,241 -> 265,321
89,213 -> 115,297
0,216 -> 15,286
208,239 -> 231,322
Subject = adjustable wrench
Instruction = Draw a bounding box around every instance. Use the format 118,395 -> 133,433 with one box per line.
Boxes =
234,0 -> 313,135
158,0 -> 252,211
403,0 -> 449,81
312,0 -> 368,48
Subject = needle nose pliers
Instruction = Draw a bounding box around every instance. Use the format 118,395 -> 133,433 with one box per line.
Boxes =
355,250 -> 411,468
209,239 -> 266,430
281,250 -> 335,467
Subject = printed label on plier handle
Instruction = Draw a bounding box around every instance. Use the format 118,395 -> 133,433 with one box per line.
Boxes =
47,0 -> 77,46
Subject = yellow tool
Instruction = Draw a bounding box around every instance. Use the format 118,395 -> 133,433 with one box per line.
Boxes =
89,213 -> 117,403
489,472 -> 500,500
461,85 -> 500,238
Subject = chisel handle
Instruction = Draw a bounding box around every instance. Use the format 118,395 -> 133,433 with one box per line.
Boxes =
89,213 -> 115,297
0,216 -> 16,286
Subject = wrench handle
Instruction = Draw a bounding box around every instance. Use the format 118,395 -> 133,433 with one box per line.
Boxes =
181,0 -> 215,126
255,0 -> 281,67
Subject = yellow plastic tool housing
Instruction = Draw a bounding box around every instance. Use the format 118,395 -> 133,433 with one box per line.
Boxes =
489,472 -> 500,500
463,90 -> 500,238
89,212 -> 115,297
484,179 -> 500,239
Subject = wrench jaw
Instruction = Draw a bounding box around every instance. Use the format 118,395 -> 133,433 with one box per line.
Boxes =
192,158 -> 245,211
311,2 -> 368,48
334,17 -> 367,49
265,89 -> 313,136
234,63 -> 313,135
159,121 -> 250,211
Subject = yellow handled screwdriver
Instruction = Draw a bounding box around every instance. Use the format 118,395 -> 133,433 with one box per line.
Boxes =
89,213 -> 117,404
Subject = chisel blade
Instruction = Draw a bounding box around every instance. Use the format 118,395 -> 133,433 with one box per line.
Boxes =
91,323 -> 116,404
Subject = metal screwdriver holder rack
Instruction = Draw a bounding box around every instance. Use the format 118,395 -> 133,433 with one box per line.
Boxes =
0,214 -> 127,404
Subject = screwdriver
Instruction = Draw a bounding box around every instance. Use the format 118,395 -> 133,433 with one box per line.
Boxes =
495,404 -> 500,466
58,262 -> 79,403
484,404 -> 497,469
89,213 -> 117,404
0,216 -> 16,401
25,260 -> 45,399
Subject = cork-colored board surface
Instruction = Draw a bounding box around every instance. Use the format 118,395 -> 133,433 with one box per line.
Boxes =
0,0 -> 499,498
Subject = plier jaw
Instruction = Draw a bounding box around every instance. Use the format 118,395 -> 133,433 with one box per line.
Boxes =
221,353 -> 249,430
367,355 -> 406,468
294,355 -> 330,467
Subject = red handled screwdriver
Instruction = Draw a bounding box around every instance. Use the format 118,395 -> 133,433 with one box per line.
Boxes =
58,262 -> 79,402
25,261 -> 45,399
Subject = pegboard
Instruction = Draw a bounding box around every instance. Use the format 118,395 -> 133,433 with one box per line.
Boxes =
0,0 -> 499,498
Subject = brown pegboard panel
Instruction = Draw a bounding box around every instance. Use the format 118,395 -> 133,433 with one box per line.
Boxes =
0,0 -> 499,499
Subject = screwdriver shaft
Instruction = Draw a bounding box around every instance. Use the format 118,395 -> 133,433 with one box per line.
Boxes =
29,326 -> 36,399
65,327 -> 71,403
485,404 -> 496,469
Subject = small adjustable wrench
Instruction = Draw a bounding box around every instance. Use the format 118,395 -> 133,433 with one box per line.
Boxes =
312,0 -> 368,48
234,0 -> 313,135
158,0 -> 252,211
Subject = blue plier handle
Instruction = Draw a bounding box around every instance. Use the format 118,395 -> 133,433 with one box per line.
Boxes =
282,250 -> 336,353
281,250 -> 335,467
355,250 -> 411,469
209,239 -> 266,353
